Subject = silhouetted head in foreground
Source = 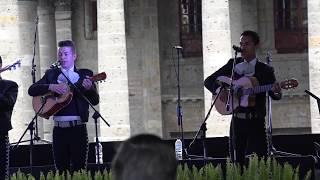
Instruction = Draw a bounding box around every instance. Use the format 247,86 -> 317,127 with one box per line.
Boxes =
112,134 -> 178,180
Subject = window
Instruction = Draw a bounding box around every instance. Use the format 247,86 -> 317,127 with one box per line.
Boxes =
84,0 -> 97,39
179,0 -> 202,57
91,1 -> 97,32
274,0 -> 308,53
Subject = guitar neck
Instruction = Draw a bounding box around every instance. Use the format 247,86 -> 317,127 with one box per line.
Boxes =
243,84 -> 273,95
0,67 -> 9,73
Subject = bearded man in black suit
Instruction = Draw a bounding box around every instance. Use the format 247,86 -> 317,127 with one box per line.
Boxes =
0,56 -> 18,179
204,30 -> 282,166
28,40 -> 99,173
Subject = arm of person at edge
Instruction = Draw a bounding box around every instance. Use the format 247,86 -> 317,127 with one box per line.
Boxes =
204,59 -> 235,94
0,80 -> 18,111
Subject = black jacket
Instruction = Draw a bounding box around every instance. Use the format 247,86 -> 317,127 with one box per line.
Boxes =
204,58 -> 281,117
0,79 -> 18,134
28,67 -> 99,122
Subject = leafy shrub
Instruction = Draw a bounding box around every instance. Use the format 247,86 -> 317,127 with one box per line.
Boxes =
10,155 -> 311,180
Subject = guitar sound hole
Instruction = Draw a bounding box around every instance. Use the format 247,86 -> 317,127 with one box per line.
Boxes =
219,90 -> 229,102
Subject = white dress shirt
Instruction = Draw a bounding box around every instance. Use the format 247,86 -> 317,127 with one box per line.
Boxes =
234,58 -> 257,77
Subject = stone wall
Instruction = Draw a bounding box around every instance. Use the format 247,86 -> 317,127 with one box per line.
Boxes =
308,0 -> 320,133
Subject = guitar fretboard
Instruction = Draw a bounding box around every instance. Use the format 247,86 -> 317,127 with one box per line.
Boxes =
242,84 -> 273,95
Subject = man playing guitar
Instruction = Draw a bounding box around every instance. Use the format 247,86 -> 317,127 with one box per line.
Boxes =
204,30 -> 282,166
28,40 -> 99,173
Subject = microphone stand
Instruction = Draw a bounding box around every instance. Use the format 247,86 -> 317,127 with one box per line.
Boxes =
264,52 -> 304,179
226,49 -> 240,163
173,47 -> 185,159
10,16 -> 49,175
266,52 -> 276,157
11,96 -> 48,175
30,16 -> 42,142
305,90 -> 320,114
57,68 -> 110,169
187,86 -> 224,162
29,16 -> 50,144
265,52 -> 300,157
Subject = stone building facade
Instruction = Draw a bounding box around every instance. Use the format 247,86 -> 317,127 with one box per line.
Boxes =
0,0 -> 319,143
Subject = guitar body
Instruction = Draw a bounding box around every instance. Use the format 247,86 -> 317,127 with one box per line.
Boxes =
213,76 -> 298,115
214,76 -> 259,115
32,72 -> 107,119
32,91 -> 73,119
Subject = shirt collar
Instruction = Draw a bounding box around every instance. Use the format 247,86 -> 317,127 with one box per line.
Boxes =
61,66 -> 75,72
244,58 -> 257,67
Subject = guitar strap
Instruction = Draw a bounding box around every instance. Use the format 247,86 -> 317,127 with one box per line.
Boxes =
73,69 -> 82,122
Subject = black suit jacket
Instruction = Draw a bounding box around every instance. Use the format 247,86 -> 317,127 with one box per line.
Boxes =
204,57 -> 281,117
0,79 -> 18,134
28,67 -> 99,122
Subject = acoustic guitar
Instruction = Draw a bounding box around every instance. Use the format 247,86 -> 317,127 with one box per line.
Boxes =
32,72 -> 107,119
214,76 -> 298,115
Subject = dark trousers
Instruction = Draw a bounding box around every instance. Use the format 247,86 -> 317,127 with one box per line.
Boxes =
0,134 -> 9,179
53,125 -> 89,173
229,117 -> 267,166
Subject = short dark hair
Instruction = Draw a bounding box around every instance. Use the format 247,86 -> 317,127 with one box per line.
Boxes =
241,30 -> 260,45
112,134 -> 177,180
58,40 -> 76,53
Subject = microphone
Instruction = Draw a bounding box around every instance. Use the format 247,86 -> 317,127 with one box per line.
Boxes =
173,45 -> 183,49
50,60 -> 60,69
232,45 -> 242,52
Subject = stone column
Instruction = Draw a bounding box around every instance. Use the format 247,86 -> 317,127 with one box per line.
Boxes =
202,1 -> 232,137
242,0 -> 258,31
308,0 -> 320,133
229,0 -> 243,46
97,0 -> 130,140
37,0 -> 57,141
10,0 -> 39,143
125,0 -> 163,137
55,0 -> 72,42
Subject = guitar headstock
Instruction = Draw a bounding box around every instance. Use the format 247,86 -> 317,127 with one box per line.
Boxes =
0,59 -> 21,73
90,72 -> 107,83
280,79 -> 299,90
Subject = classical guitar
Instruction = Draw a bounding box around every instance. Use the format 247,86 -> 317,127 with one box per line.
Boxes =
32,72 -> 107,119
214,76 -> 298,115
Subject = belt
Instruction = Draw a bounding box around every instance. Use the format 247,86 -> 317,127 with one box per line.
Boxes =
54,120 -> 85,128
234,112 -> 262,119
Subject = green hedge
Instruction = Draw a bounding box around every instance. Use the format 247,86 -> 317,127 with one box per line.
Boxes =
10,155 -> 311,180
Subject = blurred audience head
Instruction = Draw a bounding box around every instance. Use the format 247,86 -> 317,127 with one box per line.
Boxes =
112,134 -> 177,180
